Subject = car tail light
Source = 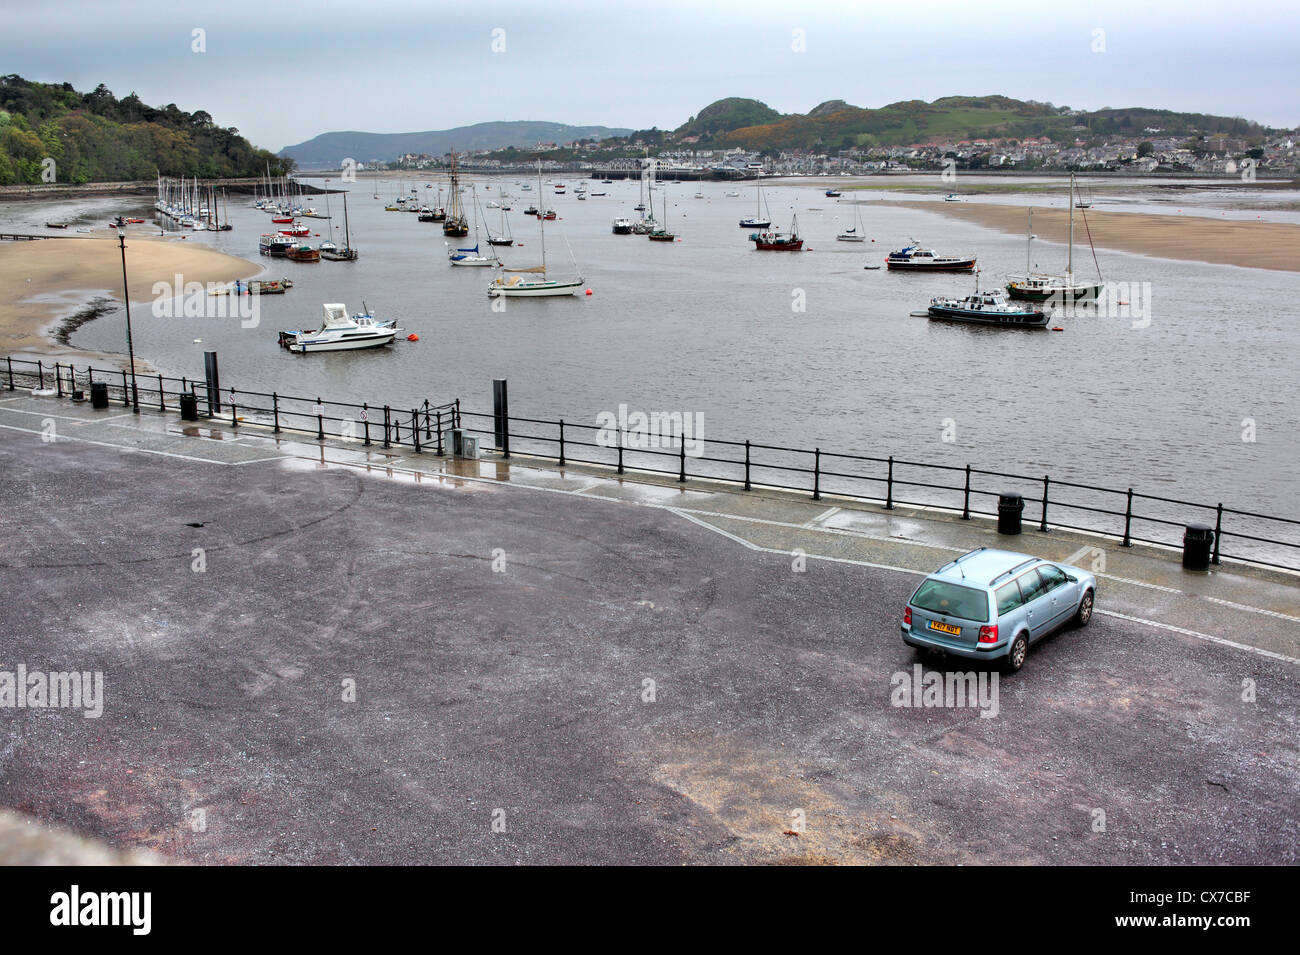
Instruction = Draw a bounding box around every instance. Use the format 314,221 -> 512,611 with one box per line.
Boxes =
903,607 -> 912,626
978,625 -> 999,644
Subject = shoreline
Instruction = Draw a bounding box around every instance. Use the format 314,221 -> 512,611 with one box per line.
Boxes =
895,200 -> 1300,272
0,232 -> 262,369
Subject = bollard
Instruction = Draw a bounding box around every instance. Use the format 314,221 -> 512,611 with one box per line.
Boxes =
997,491 -> 1024,535
1182,523 -> 1215,570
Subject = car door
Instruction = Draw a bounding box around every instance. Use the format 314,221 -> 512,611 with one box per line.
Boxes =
1036,564 -> 1077,628
1015,570 -> 1053,639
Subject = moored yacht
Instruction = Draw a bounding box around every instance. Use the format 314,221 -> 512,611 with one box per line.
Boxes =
886,242 -> 976,271
927,287 -> 1048,327
279,304 -> 400,352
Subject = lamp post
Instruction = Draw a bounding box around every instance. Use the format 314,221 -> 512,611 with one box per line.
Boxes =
117,232 -> 139,412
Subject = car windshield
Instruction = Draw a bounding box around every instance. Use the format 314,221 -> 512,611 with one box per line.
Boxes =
910,579 -> 989,622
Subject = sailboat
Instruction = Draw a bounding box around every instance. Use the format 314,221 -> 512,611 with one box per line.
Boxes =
487,201 -> 514,246
648,190 -> 675,242
321,191 -> 359,261
836,203 -> 866,242
442,152 -> 470,237
448,187 -> 500,266
1006,174 -> 1104,303
739,180 -> 771,229
487,162 -> 584,297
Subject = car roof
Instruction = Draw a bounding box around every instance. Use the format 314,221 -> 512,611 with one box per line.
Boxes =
930,548 -> 1046,588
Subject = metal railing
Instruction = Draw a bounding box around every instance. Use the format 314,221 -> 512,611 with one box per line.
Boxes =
6,354 -> 1299,573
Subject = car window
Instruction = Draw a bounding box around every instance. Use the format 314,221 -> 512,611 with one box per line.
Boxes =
1016,570 -> 1046,603
1038,564 -> 1068,591
995,581 -> 1023,615
910,579 -> 990,622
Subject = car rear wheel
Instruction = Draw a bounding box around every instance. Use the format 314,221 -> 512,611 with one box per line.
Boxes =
1004,633 -> 1028,673
1074,589 -> 1094,627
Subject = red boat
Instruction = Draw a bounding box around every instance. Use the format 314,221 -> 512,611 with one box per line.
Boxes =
271,216 -> 293,224
280,225 -> 310,237
750,214 -> 803,251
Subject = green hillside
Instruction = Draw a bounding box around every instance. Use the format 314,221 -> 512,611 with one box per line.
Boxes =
675,98 -> 784,139
0,75 -> 291,185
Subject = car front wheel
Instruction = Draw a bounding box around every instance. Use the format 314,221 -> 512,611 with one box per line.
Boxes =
1074,589 -> 1094,627
1004,633 -> 1028,673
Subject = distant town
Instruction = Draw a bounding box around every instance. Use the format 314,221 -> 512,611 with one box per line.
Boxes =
375,129 -> 1298,178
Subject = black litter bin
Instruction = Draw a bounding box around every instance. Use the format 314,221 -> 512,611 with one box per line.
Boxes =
1183,523 -> 1215,570
179,393 -> 199,422
90,381 -> 109,410
997,491 -> 1024,535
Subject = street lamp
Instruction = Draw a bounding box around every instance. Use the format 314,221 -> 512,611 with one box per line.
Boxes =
117,232 -> 139,412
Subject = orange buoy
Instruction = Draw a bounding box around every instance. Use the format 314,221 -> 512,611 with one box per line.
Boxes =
407,333 -> 419,341
585,288 -> 592,295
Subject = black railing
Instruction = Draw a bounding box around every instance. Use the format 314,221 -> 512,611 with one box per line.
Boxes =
6,354 -> 1299,573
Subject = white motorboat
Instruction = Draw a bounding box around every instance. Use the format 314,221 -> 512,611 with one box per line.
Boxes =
279,303 -> 400,352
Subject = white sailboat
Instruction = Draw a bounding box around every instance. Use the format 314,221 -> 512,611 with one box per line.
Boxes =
447,186 -> 500,266
488,162 -> 584,298
836,203 -> 866,242
739,179 -> 771,229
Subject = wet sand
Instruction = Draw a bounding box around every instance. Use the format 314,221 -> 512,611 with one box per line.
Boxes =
895,200 -> 1300,272
0,232 -> 260,362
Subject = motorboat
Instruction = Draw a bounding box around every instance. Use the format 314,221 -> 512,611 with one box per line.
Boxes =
886,242 -> 976,271
612,217 -> 633,234
926,287 -> 1047,327
279,304 -> 400,352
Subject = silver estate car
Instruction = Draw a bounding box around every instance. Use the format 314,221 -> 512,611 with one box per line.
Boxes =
900,548 -> 1096,672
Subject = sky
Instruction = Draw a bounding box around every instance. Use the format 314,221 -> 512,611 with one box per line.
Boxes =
1,0 -> 1295,151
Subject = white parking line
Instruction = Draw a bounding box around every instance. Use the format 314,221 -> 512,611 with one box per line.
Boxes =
805,505 -> 841,527
0,422 -> 284,466
1097,609 -> 1300,666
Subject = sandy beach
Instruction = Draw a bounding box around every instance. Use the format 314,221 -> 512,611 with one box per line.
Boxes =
0,232 -> 261,364
895,200 -> 1300,272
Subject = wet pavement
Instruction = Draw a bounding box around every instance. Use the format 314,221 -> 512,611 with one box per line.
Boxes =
1,391 -> 1297,863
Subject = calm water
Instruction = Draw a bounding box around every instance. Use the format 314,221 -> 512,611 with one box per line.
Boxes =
15,176 -> 1300,559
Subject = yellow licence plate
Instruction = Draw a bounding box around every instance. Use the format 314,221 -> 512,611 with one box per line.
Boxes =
929,621 -> 961,636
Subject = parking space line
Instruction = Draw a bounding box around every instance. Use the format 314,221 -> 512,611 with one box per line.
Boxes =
1097,609 -> 1300,666
0,422 -> 285,466
805,505 -> 841,527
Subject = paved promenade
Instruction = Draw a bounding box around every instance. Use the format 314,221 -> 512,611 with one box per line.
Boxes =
1,391 -> 1296,863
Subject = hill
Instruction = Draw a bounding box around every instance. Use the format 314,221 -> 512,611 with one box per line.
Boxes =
281,121 -> 633,167
679,95 -> 1268,151
0,75 -> 289,185
673,98 -> 784,139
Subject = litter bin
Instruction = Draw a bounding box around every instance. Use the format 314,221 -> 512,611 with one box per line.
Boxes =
997,491 -> 1024,535
179,393 -> 199,422
90,381 -> 109,410
1183,523 -> 1215,570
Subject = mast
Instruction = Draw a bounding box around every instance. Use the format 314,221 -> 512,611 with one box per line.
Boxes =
343,191 -> 351,250
538,160 -> 547,272
1026,207 -> 1033,272
1068,174 -> 1075,279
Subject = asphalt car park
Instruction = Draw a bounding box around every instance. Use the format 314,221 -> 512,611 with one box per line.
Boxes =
1,426 -> 1296,864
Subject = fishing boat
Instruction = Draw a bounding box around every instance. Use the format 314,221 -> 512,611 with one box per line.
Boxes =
739,180 -> 772,229
443,153 -> 470,236
1006,176 -> 1104,303
885,242 -> 976,271
279,303 -> 400,352
258,233 -> 297,257
611,217 -> 633,235
927,278 -> 1048,328
837,204 -> 866,242
487,162 -> 584,298
751,214 -> 802,251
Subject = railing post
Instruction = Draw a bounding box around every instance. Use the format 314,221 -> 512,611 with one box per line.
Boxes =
314,398 -> 325,440
1121,488 -> 1133,547
363,403 -> 372,447
55,363 -> 64,397
121,369 -> 130,407
678,438 -> 686,483
412,410 -> 421,453
383,406 -> 391,448
813,448 -> 821,501
1040,475 -> 1050,532
558,419 -> 566,467
231,395 -> 238,429
1212,503 -> 1223,565
455,398 -> 461,429
434,409 -> 442,454
886,455 -> 894,510
272,392 -> 281,433
423,400 -> 432,439
744,440 -> 751,491
37,360 -> 44,391
962,464 -> 971,520
87,366 -> 94,388
617,433 -> 624,475
6,356 -> 13,391
158,373 -> 165,411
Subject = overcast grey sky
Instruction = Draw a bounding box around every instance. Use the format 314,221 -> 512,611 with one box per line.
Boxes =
1,0 -> 1295,151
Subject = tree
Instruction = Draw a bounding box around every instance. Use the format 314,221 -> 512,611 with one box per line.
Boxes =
1136,141 -> 1154,158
